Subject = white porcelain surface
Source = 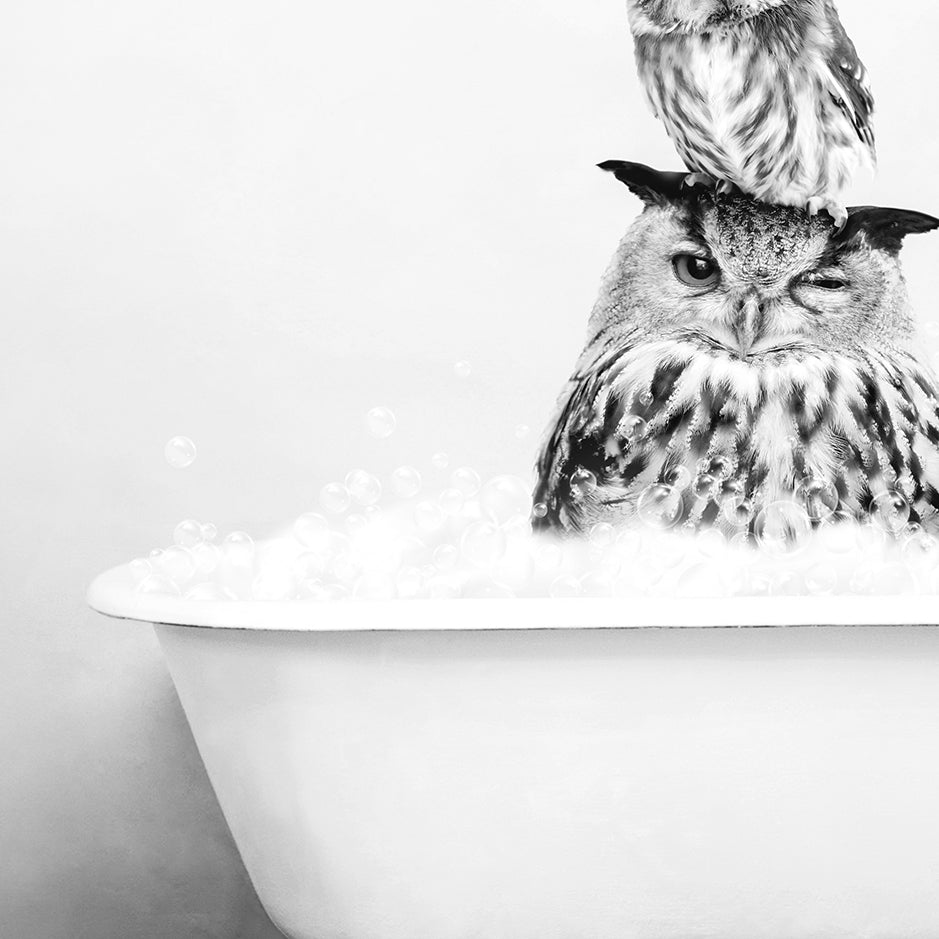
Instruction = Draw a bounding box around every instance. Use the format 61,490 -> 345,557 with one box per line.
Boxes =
90,566 -> 939,938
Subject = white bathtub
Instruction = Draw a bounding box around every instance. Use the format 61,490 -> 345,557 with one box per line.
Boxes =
89,564 -> 939,939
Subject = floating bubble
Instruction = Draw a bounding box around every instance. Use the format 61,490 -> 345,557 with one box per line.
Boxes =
480,475 -> 531,524
461,520 -> 507,567
514,424 -> 530,440
345,469 -> 382,507
638,390 -> 654,407
200,522 -> 218,542
320,482 -> 352,515
795,475 -> 839,521
450,467 -> 482,497
753,501 -> 812,556
569,467 -> 597,499
532,502 -> 548,519
871,490 -> 910,535
366,406 -> 396,439
637,483 -> 683,530
222,531 -> 255,567
391,465 -> 422,499
438,488 -> 465,516
454,360 -> 472,379
432,451 -> 450,470
173,519 -> 204,548
165,436 -> 196,468
620,415 -> 646,440
722,497 -> 753,528
294,512 -> 330,550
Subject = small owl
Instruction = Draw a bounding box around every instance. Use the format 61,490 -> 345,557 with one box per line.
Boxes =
628,0 -> 875,225
533,161 -> 939,538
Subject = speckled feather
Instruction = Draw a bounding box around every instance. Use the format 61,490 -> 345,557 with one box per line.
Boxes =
533,175 -> 939,536
628,0 -> 875,207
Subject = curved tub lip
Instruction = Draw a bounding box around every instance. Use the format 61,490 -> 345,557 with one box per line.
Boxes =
87,563 -> 939,631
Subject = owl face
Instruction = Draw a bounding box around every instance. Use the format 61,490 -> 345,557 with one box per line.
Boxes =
629,0 -> 792,32
592,163 -> 937,368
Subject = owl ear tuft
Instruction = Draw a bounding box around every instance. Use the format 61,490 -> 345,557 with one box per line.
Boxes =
838,206 -> 939,253
598,160 -> 688,207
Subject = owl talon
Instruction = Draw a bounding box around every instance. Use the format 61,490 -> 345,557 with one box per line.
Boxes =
806,197 -> 848,230
683,172 -> 718,190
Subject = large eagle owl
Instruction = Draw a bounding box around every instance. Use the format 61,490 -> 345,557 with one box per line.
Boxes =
628,0 -> 875,225
533,162 -> 939,539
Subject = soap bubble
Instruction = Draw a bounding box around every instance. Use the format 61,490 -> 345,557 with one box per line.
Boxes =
450,467 -> 482,497
588,522 -> 616,548
294,512 -> 330,550
173,520 -> 203,548
414,500 -> 446,534
345,469 -> 382,506
663,465 -> 691,490
550,575 -> 582,598
137,574 -> 181,596
222,531 -> 255,567
320,482 -> 352,514
165,436 -> 196,468
514,424 -> 530,440
433,543 -> 459,570
532,502 -> 548,519
186,583 -> 237,601
795,476 -> 839,521
569,467 -> 597,499
871,490 -> 910,535
156,546 -> 196,583
722,497 -> 753,528
391,465 -> 422,499
366,406 -> 396,438
200,522 -> 218,542
692,473 -> 719,501
461,520 -> 507,567
480,475 -> 531,524
345,513 -> 369,534
454,360 -> 472,379
703,455 -> 733,479
432,451 -> 450,470
753,501 -> 811,555
620,415 -> 646,441
637,483 -> 683,530
638,390 -> 654,407
438,488 -> 465,516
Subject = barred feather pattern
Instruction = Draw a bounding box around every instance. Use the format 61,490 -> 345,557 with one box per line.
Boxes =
533,334 -> 939,536
630,0 -> 875,206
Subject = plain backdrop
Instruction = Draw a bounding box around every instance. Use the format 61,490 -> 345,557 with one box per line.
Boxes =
2,1 -> 938,935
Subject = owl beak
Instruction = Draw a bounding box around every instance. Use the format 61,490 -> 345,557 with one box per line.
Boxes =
732,295 -> 764,359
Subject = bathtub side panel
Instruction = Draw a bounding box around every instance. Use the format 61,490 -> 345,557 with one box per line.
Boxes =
156,624 -> 939,939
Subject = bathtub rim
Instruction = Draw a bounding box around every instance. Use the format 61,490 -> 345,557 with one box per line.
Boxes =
87,563 -> 939,631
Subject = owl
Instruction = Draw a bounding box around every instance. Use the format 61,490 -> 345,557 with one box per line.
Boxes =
628,0 -> 875,226
532,161 -> 939,539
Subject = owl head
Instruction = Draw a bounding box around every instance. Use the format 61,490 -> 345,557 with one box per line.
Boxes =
628,0 -> 792,33
533,161 -> 939,536
592,161 -> 937,368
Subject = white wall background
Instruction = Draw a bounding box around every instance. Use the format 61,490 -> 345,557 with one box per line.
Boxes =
2,1 -> 938,935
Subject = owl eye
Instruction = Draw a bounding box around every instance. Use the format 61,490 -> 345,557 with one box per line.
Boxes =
801,272 -> 848,290
672,254 -> 720,288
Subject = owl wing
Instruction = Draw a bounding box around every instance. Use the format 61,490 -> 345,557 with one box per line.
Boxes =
823,1 -> 876,157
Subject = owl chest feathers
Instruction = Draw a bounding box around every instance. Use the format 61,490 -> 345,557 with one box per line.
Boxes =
636,26 -> 864,204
